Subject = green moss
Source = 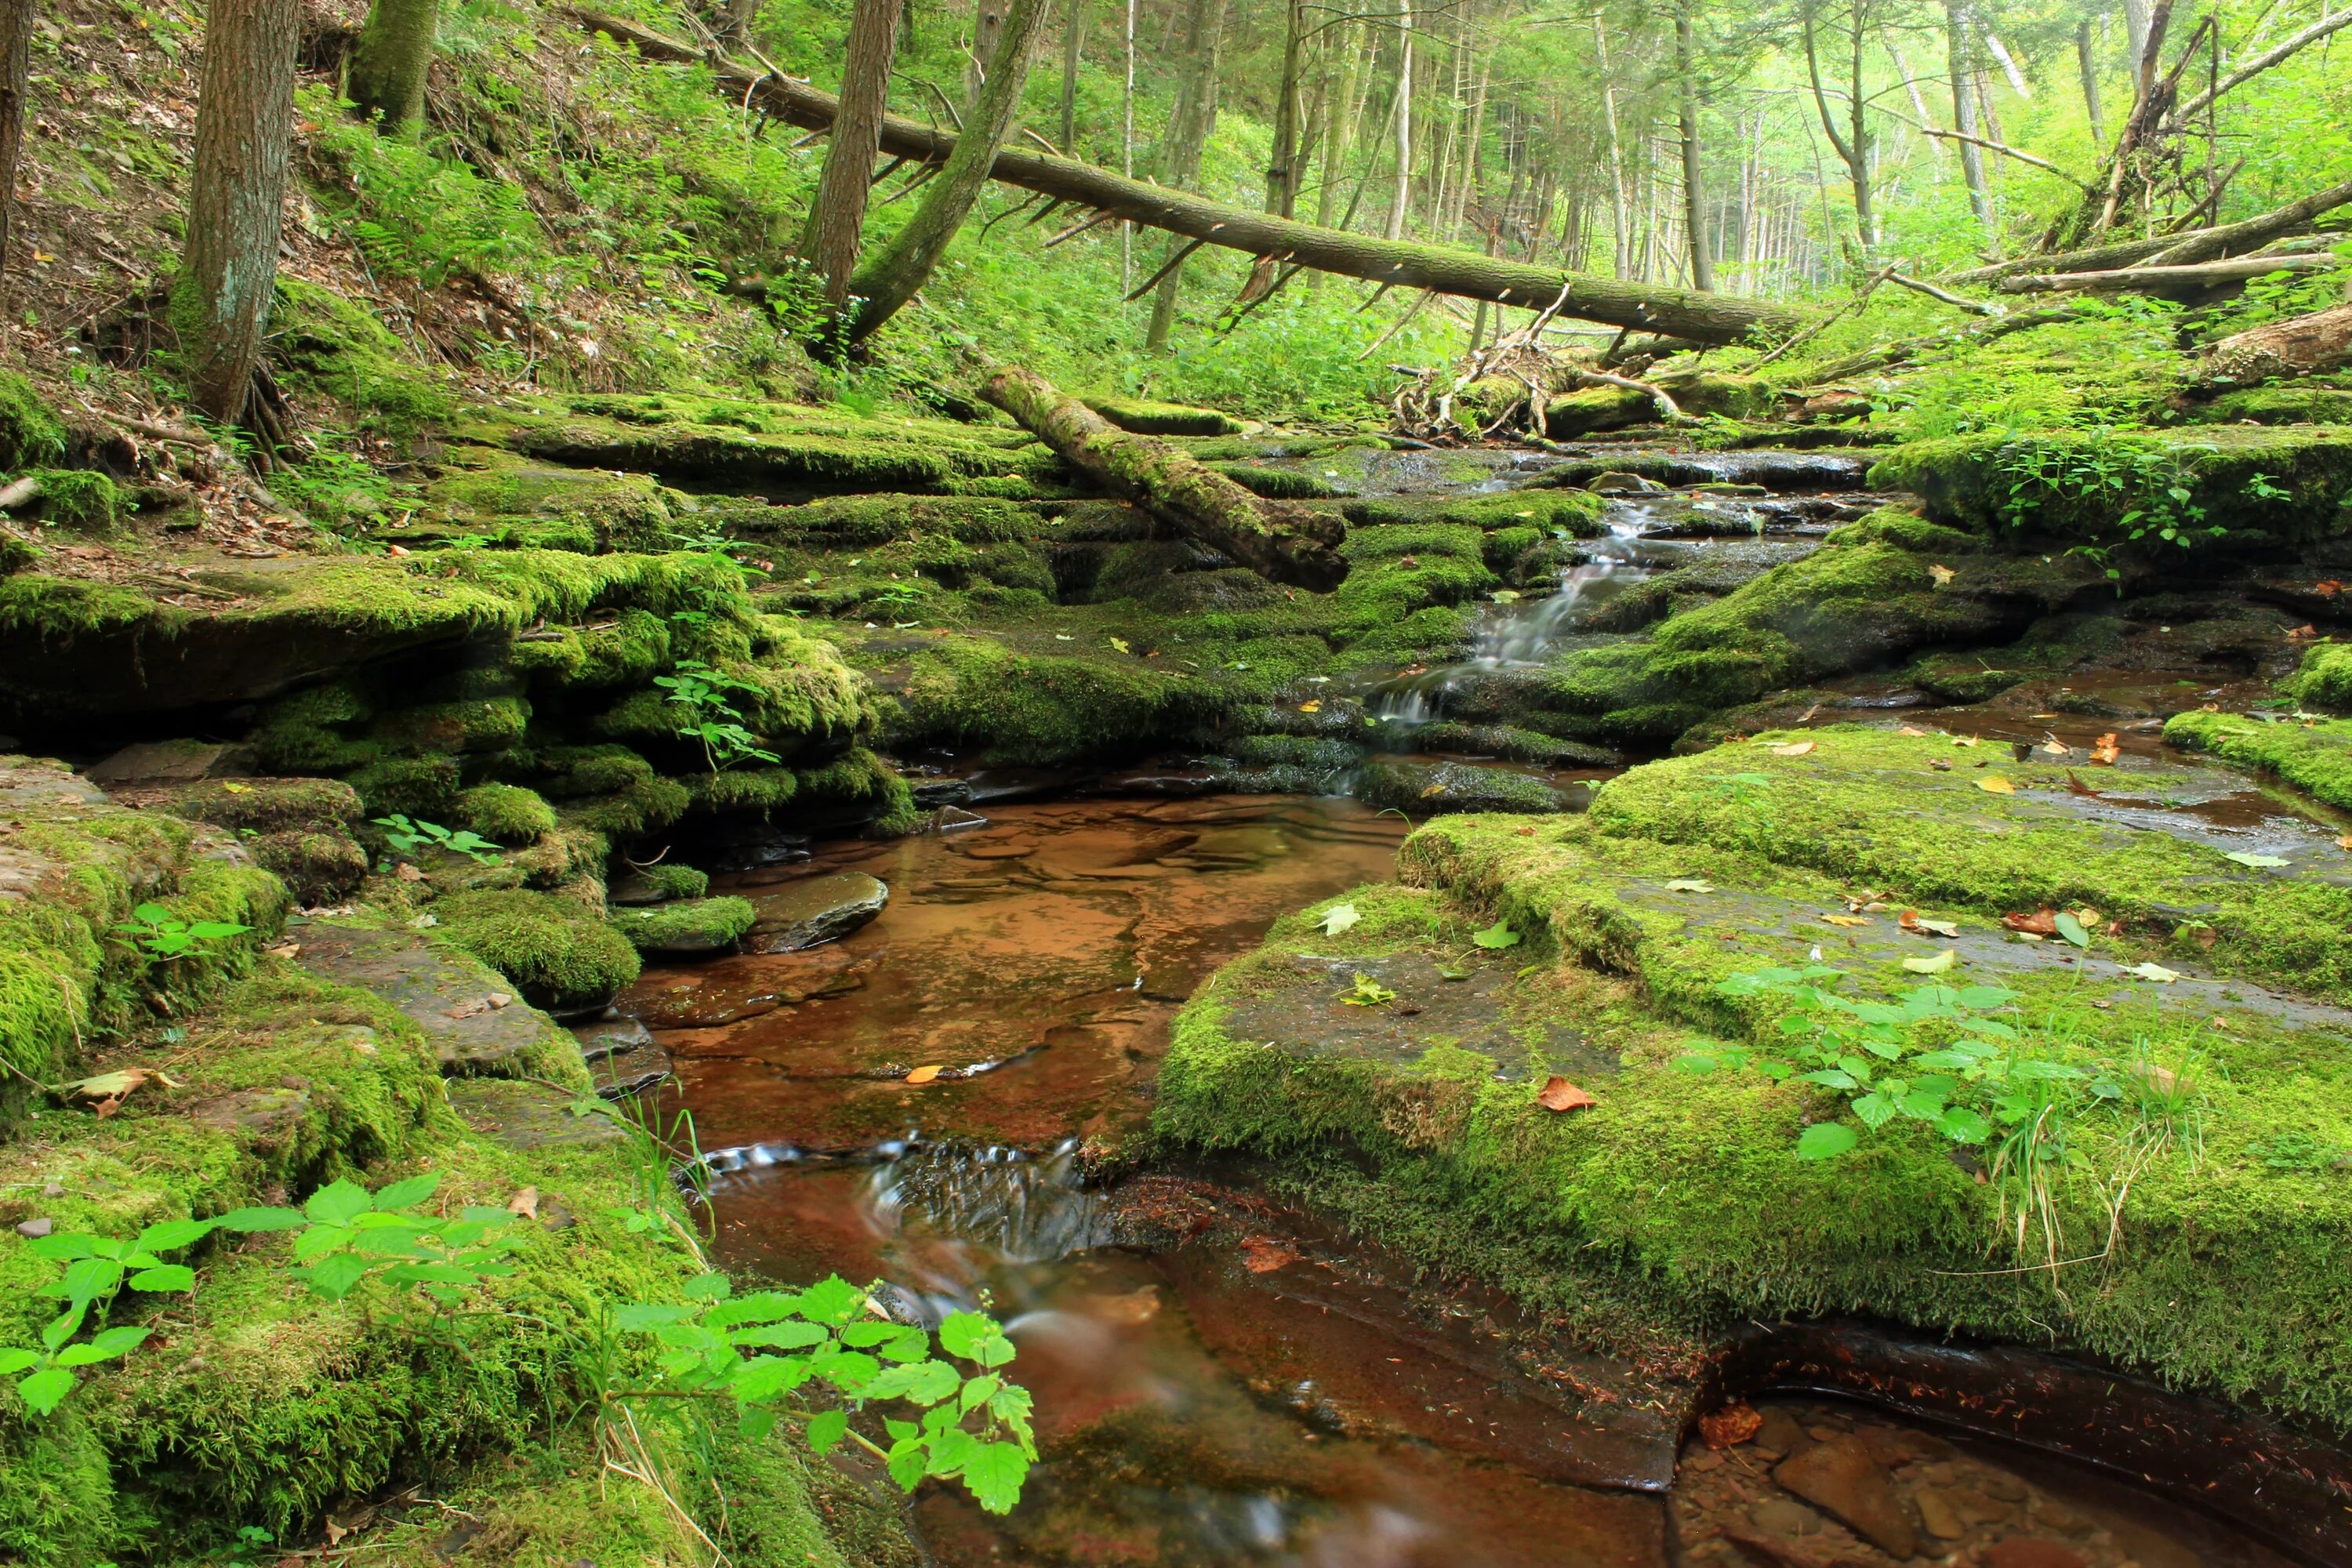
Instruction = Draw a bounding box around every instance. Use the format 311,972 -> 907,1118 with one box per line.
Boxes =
344,754 -> 463,818
2162,708 -> 2352,812
372,696 -> 532,757
682,764 -> 799,814
0,371 -> 66,471
607,895 -> 756,953
631,864 -> 709,901
31,469 -> 123,532
2187,387 -> 2352,427
163,776 -> 364,833
1345,488 -> 1608,537
1082,394 -> 1244,436
271,277 -> 458,436
455,782 -> 559,843
0,1406 -> 114,1566
433,887 -> 641,1011
2288,641 -> 2352,715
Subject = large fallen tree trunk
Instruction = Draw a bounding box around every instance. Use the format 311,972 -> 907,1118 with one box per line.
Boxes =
1943,179 -> 2352,287
978,365 -> 1349,591
1996,253 -> 2338,297
558,7 -> 1811,347
2195,303 -> 2352,390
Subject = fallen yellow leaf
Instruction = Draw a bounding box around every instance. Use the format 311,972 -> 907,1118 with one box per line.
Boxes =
1977,776 -> 2016,794
904,1065 -> 943,1085
1928,564 -> 1955,586
1299,699 -> 1322,713
1820,913 -> 1870,927
1537,1075 -> 1596,1112
2039,738 -> 2071,756
1771,740 -> 1816,757
1952,734 -> 1980,748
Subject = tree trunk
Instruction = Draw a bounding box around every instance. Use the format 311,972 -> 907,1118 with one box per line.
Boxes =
2140,176 -> 2352,267
1316,19 -> 1361,229
175,0 -> 299,426
1265,0 -> 1304,218
0,0 -> 31,281
1997,253 -> 2336,296
967,0 -> 1009,109
2075,19 -> 2105,148
1058,0 -> 1083,154
1385,0 -> 1412,241
564,6 -> 1818,343
1673,0 -> 1712,291
1802,0 -> 1872,249
1595,16 -> 1631,278
981,365 -> 1347,590
1944,0 -> 1995,251
799,0 -> 903,309
1147,0 -> 1228,348
2195,303 -> 2352,389
348,0 -> 442,129
844,0 -> 1049,344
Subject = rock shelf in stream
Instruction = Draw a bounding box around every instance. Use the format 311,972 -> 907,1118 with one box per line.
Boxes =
1153,724 -> 2352,1508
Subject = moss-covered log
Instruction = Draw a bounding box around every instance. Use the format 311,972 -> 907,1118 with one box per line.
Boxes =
2195,302 -> 2352,390
979,365 -> 1348,591
559,7 -> 1813,347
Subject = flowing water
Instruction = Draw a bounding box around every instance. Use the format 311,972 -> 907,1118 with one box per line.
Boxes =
620,792 -> 2312,1567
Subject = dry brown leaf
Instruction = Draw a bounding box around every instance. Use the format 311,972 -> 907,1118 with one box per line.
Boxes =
1537,1075 -> 1596,1112
2288,624 -> 2319,640
1421,783 -> 1449,798
2038,738 -> 2071,757
2064,771 -> 2101,798
1771,740 -> 1816,756
904,1065 -> 943,1085
2339,835 -> 2352,852
2002,908 -> 2059,936
506,1185 -> 540,1220
1820,913 -> 1869,927
2317,580 -> 2343,597
1897,725 -> 1928,737
1240,1237 -> 1298,1274
2091,731 -> 2121,765
1699,1402 -> 1764,1449
264,942 -> 302,960
1952,734 -> 1980,748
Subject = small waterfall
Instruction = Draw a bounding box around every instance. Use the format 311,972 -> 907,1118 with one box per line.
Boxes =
867,1139 -> 1109,1264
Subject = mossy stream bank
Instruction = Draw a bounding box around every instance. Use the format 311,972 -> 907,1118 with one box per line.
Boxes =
5,372 -> 2352,1559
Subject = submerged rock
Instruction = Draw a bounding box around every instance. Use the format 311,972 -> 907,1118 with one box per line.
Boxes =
746,870 -> 890,950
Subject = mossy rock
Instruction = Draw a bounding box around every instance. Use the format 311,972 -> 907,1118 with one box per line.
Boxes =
455,782 -> 559,844
27,469 -> 124,534
2185,386 -> 2352,427
0,370 -> 65,471
1870,424 -> 2352,550
271,278 -> 459,437
1357,758 -> 1575,815
1209,462 -> 1341,499
608,862 -> 708,905
607,894 -> 757,954
162,775 -> 364,834
1157,732 -> 2352,1432
2288,641 -> 2352,715
431,887 -> 641,1014
2163,707 -> 2352,811
1082,394 -> 1244,436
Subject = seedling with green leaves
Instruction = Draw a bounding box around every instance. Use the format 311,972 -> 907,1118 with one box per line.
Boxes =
372,814 -> 504,866
218,1172 -> 522,1306
3,1219 -> 213,1414
652,659 -> 782,773
609,1273 -> 1036,1514
111,902 -> 251,960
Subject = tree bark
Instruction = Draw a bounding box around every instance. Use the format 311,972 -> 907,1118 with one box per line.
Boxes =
1058,0 -> 1083,154
1594,16 -> 1631,278
844,0 -> 1049,344
1944,0 -> 1995,251
1673,0 -> 1712,290
967,0 -> 1009,109
1385,0 -> 1412,240
562,7 -> 1817,344
2074,19 -> 2105,148
1802,0 -> 1873,249
799,0 -> 902,309
348,0 -> 442,129
981,365 -> 1347,590
2139,175 -> 2352,268
1997,253 -> 2336,297
1147,0 -> 1228,348
176,0 -> 299,426
0,0 -> 31,281
2195,303 -> 2352,390
1265,0 -> 1304,219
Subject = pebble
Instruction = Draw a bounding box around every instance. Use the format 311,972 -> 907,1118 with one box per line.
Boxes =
1982,1539 -> 2088,1568
40,1181 -> 62,1198
1916,1486 -> 1968,1541
1980,1470 -> 2030,1502
1773,1436 -> 1920,1559
1684,1448 -> 1725,1473
2032,1500 -> 2088,1533
1751,1498 -> 1823,1537
14,1217 -> 53,1238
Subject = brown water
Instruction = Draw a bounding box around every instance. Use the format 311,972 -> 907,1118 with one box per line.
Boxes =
626,799 -> 2307,1567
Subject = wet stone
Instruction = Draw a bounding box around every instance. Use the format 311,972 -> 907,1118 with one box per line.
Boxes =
298,923 -> 574,1074
615,948 -> 869,1029
745,870 -> 890,951
83,739 -> 244,784
1982,1541 -> 2089,1568
1773,1436 -> 1918,1558
1918,1487 -> 1969,1541
572,1013 -> 654,1062
445,1078 -> 624,1150
1751,1499 -> 1824,1537
187,1085 -> 314,1155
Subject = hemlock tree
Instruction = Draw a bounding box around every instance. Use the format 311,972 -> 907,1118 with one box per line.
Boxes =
0,0 -> 31,279
175,0 -> 300,425
800,0 -> 905,310
1145,0 -> 1229,349
842,0 -> 1050,345
348,0 -> 442,130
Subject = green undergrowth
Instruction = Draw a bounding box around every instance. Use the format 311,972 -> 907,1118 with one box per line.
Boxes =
1153,735 -> 2352,1428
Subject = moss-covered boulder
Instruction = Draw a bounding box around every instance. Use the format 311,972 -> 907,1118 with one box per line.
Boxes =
433,887 -> 641,1013
2289,640 -> 2352,714
1083,394 -> 1245,436
2163,707 -> 2352,811
1871,424 -> 2352,550
607,894 -> 757,954
1156,724 -> 2352,1432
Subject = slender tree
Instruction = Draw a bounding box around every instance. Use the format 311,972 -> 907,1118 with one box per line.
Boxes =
1673,0 -> 1713,289
1594,15 -> 1632,278
0,0 -> 31,281
800,0 -> 904,311
844,0 -> 1050,344
967,0 -> 1010,108
347,0 -> 442,129
1265,0 -> 1305,218
1146,0 -> 1230,347
1944,0 -> 1997,250
1058,0 -> 1084,153
1802,0 -> 1875,247
2076,18 -> 2106,147
1385,0 -> 1412,239
175,0 -> 300,426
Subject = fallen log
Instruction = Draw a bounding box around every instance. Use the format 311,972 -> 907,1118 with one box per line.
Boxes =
1996,253 -> 2338,296
1947,180 -> 2352,286
558,6 -> 1810,347
2195,302 -> 2352,390
978,366 -> 1348,592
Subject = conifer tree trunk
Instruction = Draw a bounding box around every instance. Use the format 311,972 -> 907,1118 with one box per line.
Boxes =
1674,0 -> 1712,290
967,0 -> 1009,108
1595,16 -> 1631,278
1058,0 -> 1083,153
1265,0 -> 1304,218
0,0 -> 31,281
800,0 -> 903,308
348,0 -> 442,129
844,0 -> 1048,344
176,0 -> 299,425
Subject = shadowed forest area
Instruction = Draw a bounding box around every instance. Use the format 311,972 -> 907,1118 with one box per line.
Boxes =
0,0 -> 2348,1559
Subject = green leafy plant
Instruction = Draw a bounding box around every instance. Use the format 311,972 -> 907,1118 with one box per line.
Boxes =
372,814 -> 504,866
111,902 -> 252,960
651,659 -> 781,773
3,1219 -> 213,1414
608,1273 -> 1036,1514
218,1172 -> 522,1306
1341,972 -> 1397,1006
1989,434 -> 2222,550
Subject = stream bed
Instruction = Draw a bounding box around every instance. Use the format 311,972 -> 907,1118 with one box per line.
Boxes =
616,793 -> 2311,1568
